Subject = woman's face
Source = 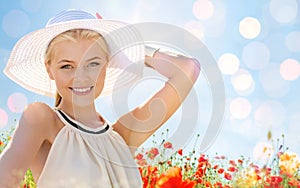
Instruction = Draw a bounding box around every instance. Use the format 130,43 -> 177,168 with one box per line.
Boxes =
46,38 -> 108,107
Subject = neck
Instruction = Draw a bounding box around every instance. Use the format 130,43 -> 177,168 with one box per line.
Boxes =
57,101 -> 104,128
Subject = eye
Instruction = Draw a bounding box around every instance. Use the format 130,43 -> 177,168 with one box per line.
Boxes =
60,64 -> 73,69
88,62 -> 101,67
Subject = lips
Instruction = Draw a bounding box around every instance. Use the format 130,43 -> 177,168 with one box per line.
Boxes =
69,86 -> 94,95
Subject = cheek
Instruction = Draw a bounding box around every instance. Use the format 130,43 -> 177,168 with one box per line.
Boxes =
94,68 -> 107,94
53,72 -> 73,86
95,68 -> 106,85
93,65 -> 107,80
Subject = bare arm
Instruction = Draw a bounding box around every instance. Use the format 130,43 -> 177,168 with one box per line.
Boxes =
113,50 -> 200,149
0,103 -> 53,187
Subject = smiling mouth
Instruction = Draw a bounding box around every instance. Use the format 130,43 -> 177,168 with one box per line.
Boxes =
69,86 -> 94,95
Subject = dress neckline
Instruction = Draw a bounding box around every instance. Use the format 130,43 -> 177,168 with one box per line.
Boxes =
55,109 -> 110,134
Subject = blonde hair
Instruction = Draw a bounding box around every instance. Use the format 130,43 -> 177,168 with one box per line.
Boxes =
45,29 -> 109,107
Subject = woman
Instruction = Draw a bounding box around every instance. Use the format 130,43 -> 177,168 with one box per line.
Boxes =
0,9 -> 200,187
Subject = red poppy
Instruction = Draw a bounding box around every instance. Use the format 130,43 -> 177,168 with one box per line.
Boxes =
147,165 -> 158,175
198,154 -> 208,163
224,172 -> 232,180
205,181 -> 212,187
137,159 -> 148,166
277,151 -> 283,157
156,167 -> 196,188
148,147 -> 159,160
256,174 -> 261,181
195,168 -> 206,178
163,142 -> 173,149
214,181 -> 223,188
178,149 -> 183,156
217,168 -> 225,174
135,153 -> 144,160
229,160 -> 236,166
288,178 -> 300,187
195,176 -> 203,184
141,166 -> 159,187
227,166 -> 237,172
266,175 -> 283,186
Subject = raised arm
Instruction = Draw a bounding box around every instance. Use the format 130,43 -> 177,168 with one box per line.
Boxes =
0,103 -> 53,187
113,49 -> 200,149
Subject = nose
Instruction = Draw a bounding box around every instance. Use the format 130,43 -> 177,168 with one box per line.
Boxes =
73,66 -> 89,82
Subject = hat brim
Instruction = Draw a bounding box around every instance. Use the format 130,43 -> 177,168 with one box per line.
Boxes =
4,19 -> 145,97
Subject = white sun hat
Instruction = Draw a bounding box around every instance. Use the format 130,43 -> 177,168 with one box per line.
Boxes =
4,9 -> 145,97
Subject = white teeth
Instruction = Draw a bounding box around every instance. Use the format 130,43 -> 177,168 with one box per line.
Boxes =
72,87 -> 91,93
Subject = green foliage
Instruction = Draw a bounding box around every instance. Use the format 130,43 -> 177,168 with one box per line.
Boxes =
0,127 -> 14,153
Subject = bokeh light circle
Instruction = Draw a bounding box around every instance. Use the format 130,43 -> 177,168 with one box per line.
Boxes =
7,92 -> 28,113
253,142 -> 274,164
254,100 -> 286,128
242,42 -> 270,70
2,9 -> 30,38
231,69 -> 254,93
239,17 -> 261,39
285,31 -> 300,52
218,53 -> 240,75
193,0 -> 214,20
269,0 -> 298,23
0,109 -> 8,128
229,97 -> 252,119
184,20 -> 205,40
280,59 -> 300,81
198,0 -> 226,38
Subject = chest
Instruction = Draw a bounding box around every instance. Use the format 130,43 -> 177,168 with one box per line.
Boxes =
34,126 -> 141,187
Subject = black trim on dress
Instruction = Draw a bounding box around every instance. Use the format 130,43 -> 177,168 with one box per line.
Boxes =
57,109 -> 109,134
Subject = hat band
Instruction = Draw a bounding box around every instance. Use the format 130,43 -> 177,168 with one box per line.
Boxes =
46,9 -> 96,27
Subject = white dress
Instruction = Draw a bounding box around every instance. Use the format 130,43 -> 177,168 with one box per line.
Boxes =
36,109 -> 142,188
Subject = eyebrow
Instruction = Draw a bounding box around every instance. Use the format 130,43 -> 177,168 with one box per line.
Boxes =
57,56 -> 104,64
85,56 -> 104,62
57,59 -> 74,64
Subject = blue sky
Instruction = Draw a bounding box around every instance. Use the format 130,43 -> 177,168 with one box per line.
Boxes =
0,0 -> 299,161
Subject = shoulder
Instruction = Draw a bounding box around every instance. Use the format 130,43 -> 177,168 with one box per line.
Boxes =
20,102 -> 56,138
22,102 -> 55,122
